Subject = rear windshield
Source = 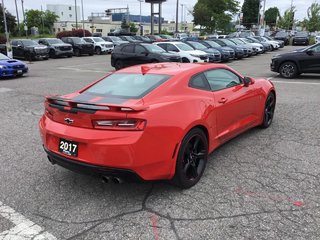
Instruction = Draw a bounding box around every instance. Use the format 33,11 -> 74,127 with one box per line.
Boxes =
84,73 -> 171,99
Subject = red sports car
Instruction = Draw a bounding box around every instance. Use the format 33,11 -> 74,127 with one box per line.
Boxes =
39,63 -> 276,188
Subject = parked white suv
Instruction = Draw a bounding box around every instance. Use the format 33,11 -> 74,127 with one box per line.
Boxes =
82,37 -> 114,54
154,42 -> 209,63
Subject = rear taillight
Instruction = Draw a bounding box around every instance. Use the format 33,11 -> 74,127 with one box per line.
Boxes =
93,119 -> 146,131
45,109 -> 53,120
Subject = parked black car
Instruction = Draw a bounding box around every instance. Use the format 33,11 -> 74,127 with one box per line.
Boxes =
201,40 -> 235,59
102,36 -> 129,46
11,39 -> 49,61
111,43 -> 181,70
132,35 -> 153,43
292,32 -> 309,46
61,37 -> 94,56
0,44 -> 7,55
38,38 -> 73,58
183,41 -> 222,62
271,43 -> 320,78
210,39 -> 245,59
119,36 -> 141,43
274,31 -> 290,45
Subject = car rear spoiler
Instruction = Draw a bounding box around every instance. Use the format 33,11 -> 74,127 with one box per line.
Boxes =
46,95 -> 148,112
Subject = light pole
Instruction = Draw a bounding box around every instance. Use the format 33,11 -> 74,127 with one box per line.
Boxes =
138,0 -> 143,35
21,0 -> 27,37
81,0 -> 85,36
175,0 -> 179,33
1,0 -> 9,55
75,0 -> 78,29
14,0 -> 20,36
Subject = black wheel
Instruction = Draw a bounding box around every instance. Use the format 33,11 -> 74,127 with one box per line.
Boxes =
172,128 -> 208,189
74,49 -> 80,57
24,53 -> 32,61
67,55 -> 72,58
95,47 -> 101,55
279,62 -> 298,78
182,57 -> 190,63
114,60 -> 124,70
49,50 -> 56,58
89,52 -> 94,56
260,92 -> 276,129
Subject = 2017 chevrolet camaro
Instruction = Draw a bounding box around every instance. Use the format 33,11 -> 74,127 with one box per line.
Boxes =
39,63 -> 276,188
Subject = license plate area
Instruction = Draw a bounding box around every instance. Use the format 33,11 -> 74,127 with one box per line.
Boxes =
58,139 -> 78,157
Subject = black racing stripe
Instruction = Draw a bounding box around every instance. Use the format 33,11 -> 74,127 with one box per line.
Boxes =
49,103 -> 96,114
95,97 -> 128,104
72,94 -> 96,102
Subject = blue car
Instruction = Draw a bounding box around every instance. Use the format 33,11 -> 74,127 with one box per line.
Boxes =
0,53 -> 28,78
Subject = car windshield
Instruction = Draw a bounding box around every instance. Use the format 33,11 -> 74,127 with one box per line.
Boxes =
72,38 -> 86,44
188,42 -> 206,50
92,37 -> 105,42
230,38 -> 243,44
143,44 -> 166,53
0,53 -> 9,60
205,41 -> 221,47
84,73 -> 171,99
240,38 -> 251,43
213,40 -> 226,46
264,36 -> 272,40
110,36 -> 122,41
46,39 -> 63,44
275,32 -> 288,37
221,39 -> 236,46
175,43 -> 194,51
22,40 -> 38,46
247,37 -> 259,43
295,32 -> 308,37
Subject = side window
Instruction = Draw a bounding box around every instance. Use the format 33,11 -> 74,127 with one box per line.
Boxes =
310,45 -> 320,53
157,44 -> 167,51
121,45 -> 134,53
11,41 -> 17,46
135,45 -> 146,54
189,73 -> 211,91
204,69 -> 242,91
167,44 -> 179,52
18,41 -> 23,46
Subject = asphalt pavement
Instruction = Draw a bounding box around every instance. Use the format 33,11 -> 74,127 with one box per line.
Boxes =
0,46 -> 319,240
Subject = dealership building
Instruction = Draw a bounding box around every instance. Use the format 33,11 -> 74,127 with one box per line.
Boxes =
48,4 -> 193,36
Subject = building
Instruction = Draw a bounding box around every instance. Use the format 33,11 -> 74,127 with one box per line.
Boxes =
47,4 -> 81,22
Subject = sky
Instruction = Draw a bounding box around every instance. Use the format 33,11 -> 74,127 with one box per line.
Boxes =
4,0 -> 318,24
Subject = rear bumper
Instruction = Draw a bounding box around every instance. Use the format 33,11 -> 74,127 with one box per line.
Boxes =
44,146 -> 144,182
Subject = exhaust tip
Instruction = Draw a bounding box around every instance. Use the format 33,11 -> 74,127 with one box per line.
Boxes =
111,177 -> 123,184
101,176 -> 110,184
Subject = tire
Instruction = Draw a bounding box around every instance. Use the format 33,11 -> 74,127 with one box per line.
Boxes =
89,52 -> 94,56
114,60 -> 124,70
74,48 -> 80,57
49,50 -> 56,58
67,55 -> 72,58
24,52 -> 32,61
172,128 -> 208,189
260,92 -> 276,129
95,47 -> 102,55
279,62 -> 298,79
182,57 -> 190,63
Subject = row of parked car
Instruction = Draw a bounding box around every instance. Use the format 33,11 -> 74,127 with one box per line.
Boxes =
110,35 -> 285,70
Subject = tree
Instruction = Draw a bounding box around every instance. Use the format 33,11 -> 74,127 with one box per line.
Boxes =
241,0 -> 260,28
277,6 -> 296,30
193,0 -> 239,33
307,2 -> 320,32
25,9 -> 58,34
129,22 -> 138,33
0,4 -> 17,35
264,7 -> 280,28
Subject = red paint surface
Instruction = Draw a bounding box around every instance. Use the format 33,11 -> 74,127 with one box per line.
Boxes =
235,187 -> 304,207
39,63 -> 275,181
151,213 -> 160,240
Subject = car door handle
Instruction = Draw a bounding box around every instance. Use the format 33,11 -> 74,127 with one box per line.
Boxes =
218,98 -> 228,104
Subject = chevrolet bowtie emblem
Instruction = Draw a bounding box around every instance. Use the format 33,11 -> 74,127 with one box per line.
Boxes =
64,118 -> 74,124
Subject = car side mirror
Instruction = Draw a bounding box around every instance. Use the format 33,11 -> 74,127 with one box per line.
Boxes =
306,49 -> 314,56
243,76 -> 254,87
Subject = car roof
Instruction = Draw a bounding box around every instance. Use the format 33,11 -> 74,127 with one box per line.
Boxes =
117,63 -> 230,76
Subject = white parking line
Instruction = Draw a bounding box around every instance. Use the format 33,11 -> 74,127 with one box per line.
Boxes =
0,201 -> 57,240
58,67 -> 106,73
267,77 -> 320,85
